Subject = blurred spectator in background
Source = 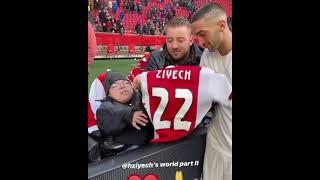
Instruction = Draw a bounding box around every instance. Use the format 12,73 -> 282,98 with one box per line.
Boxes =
108,0 -> 113,10
173,0 -> 178,7
94,0 -> 100,10
133,3 -> 137,13
172,6 -> 176,16
167,12 -> 174,20
95,22 -> 103,32
152,16 -> 158,25
151,5 -> 157,16
142,0 -> 148,6
94,14 -> 100,24
166,3 -> 171,13
125,0 -> 130,12
106,19 -> 113,32
130,0 -> 135,11
135,22 -> 142,34
88,13 -> 95,24
119,26 -> 125,35
120,11 -> 125,21
112,0 -> 118,14
106,12 -> 112,21
118,22 -> 125,34
150,24 -> 155,35
142,24 -> 147,35
99,10 -> 106,23
138,26 -> 143,35
137,2 -> 143,14
102,22 -> 107,32
159,20 -> 165,34
146,19 -> 151,27
111,23 -> 118,33
116,0 -> 121,8
116,19 -> 121,30
160,8 -> 166,18
147,11 -> 152,19
154,27 -> 161,36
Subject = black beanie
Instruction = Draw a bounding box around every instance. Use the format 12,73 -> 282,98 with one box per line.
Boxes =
104,71 -> 129,95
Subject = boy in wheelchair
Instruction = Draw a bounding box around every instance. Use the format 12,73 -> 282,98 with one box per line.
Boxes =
88,71 -> 154,163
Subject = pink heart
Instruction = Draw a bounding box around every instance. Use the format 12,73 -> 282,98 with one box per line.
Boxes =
128,174 -> 158,180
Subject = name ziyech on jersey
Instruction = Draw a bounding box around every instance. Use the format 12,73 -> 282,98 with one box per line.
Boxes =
155,69 -> 191,80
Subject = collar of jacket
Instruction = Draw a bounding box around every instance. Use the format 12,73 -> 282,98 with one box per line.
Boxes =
161,43 -> 202,66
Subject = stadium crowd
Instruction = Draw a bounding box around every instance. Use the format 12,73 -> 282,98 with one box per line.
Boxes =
88,0 -> 232,35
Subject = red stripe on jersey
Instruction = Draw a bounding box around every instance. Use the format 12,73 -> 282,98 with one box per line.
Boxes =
88,100 -> 97,127
88,73 -> 107,130
97,73 -> 107,92
128,68 -> 145,82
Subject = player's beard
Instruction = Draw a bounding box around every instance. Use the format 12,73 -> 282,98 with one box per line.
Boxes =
170,50 -> 190,65
171,51 -> 183,59
208,35 -> 223,52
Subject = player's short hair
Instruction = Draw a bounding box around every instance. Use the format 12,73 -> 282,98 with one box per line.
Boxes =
164,17 -> 191,34
191,3 -> 227,23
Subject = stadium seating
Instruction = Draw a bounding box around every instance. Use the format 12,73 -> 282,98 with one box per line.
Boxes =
90,0 -> 232,33
92,0 -> 232,58
213,0 -> 232,17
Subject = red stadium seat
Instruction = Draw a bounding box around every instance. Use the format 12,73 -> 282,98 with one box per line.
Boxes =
89,0 -> 231,32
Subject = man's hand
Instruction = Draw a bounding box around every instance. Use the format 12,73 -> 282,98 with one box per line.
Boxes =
132,111 -> 148,130
132,75 -> 142,90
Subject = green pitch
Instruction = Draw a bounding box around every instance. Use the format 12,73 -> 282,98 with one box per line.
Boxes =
88,59 -> 137,91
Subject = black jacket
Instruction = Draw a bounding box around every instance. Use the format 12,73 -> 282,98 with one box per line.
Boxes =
146,43 -> 203,71
96,91 -> 154,145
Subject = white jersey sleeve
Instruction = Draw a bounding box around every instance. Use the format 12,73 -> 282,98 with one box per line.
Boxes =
88,78 -> 106,119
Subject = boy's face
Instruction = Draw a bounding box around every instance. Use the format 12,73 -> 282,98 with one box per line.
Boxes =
109,80 -> 134,104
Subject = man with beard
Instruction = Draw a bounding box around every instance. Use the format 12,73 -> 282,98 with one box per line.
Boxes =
190,3 -> 232,180
146,17 -> 203,70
